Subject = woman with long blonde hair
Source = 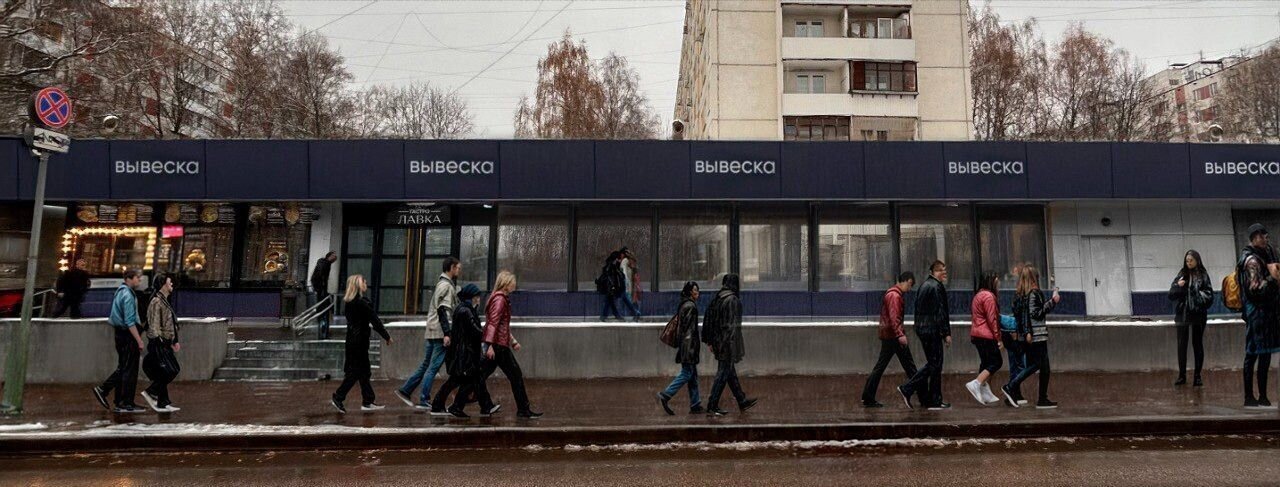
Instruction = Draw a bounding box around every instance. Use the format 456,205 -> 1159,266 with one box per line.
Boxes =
1001,266 -> 1060,409
330,274 -> 392,413
479,271 -> 542,418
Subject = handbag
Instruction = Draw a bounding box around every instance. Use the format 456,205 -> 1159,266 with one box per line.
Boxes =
143,339 -> 181,383
659,312 -> 680,348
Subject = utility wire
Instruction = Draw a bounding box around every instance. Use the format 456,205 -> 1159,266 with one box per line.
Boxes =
364,15 -> 408,84
450,1 -> 574,95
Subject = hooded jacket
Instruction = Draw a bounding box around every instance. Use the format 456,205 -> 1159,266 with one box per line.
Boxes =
702,274 -> 744,363
1238,245 -> 1280,355
674,296 -> 701,365
446,297 -> 485,378
878,286 -> 906,340
913,275 -> 951,338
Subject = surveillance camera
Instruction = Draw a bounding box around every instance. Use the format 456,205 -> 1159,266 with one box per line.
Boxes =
101,114 -> 119,134
672,120 -> 685,140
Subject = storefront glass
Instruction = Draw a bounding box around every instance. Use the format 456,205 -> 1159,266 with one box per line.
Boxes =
65,203 -> 158,277
978,205 -> 1047,289
460,225 -> 490,290
240,204 -> 314,287
156,203 -> 236,288
659,206 -> 729,291
818,204 -> 893,291
899,205 -> 974,290
576,206 -> 652,292
739,205 -> 808,291
498,206 -> 569,291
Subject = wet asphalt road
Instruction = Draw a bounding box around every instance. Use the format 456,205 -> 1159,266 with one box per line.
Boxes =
3,435 -> 1279,486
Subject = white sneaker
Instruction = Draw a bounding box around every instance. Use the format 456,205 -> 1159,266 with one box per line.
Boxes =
161,405 -> 181,413
980,383 -> 1000,404
140,391 -> 161,412
393,390 -> 415,407
361,403 -> 386,411
1017,399 -> 1029,406
965,380 -> 985,405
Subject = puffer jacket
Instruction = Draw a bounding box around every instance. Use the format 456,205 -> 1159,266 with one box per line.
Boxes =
1014,289 -> 1056,343
969,289 -> 1000,342
877,286 -> 906,340
913,275 -> 951,337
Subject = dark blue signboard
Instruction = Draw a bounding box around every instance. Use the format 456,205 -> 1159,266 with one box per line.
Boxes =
1189,144 -> 1280,199
864,142 -> 944,199
206,140 -> 309,200
0,139 -> 17,200
595,140 -> 690,199
944,142 -> 1028,199
20,139 -> 110,200
109,140 -> 206,200
500,140 -> 594,199
1027,142 -> 1112,199
781,142 -> 863,199
309,140 -> 404,200
690,141 -> 781,199
1111,143 -> 1190,198
404,140 -> 500,200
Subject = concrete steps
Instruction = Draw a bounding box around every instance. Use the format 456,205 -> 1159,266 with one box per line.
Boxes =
213,339 -> 381,381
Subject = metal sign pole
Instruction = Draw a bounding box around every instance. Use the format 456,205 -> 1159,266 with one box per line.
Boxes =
1,150 -> 49,414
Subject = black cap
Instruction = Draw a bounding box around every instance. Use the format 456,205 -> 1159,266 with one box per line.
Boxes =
1249,223 -> 1268,239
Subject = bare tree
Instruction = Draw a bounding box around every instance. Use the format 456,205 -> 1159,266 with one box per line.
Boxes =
1044,24 -> 1114,141
357,82 -> 476,139
1103,49 -> 1152,141
1218,45 -> 1280,143
218,0 -> 291,138
277,30 -> 353,138
967,3 -> 1047,140
514,32 -> 659,139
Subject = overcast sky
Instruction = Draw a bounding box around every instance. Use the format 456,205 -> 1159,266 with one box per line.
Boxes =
278,0 -> 1280,138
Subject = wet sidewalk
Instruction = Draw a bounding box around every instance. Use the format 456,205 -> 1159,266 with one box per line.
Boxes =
1,370 -> 1278,454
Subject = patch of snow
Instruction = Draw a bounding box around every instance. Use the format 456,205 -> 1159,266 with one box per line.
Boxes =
0,423 -> 48,432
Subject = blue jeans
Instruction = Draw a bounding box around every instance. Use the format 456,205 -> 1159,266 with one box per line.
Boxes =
621,293 -> 642,319
661,363 -> 701,407
600,295 -> 622,320
399,339 -> 446,404
1002,332 -> 1026,380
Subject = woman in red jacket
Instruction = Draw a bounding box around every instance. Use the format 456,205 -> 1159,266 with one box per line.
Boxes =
966,271 -> 1003,405
480,271 -> 542,418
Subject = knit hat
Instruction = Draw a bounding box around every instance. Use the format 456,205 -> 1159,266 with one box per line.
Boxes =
458,283 -> 482,300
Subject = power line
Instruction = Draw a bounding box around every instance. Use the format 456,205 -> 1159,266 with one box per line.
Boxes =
1026,0 -> 1201,20
999,13 -> 1275,23
324,20 -> 683,53
283,4 -> 682,17
451,1 -> 575,94
364,15 -> 408,84
306,0 -> 379,33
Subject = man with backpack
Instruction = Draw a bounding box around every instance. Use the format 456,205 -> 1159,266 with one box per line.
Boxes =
596,250 -> 626,321
92,269 -> 147,413
1234,224 -> 1280,408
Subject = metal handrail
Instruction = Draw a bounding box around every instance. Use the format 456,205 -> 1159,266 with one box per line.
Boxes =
291,295 -> 335,337
31,289 -> 57,318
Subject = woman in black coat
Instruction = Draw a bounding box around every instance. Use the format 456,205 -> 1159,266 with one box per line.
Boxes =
331,274 -> 391,414
1169,249 -> 1214,387
657,281 -> 702,415
430,284 -> 489,417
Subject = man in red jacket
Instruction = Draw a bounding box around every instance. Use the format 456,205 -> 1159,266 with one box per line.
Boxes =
861,272 -> 919,408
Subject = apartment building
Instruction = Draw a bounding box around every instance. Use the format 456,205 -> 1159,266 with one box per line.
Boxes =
1143,56 -> 1244,143
674,0 -> 974,141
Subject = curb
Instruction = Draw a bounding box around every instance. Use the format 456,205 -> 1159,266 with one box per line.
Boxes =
2,415 -> 1279,456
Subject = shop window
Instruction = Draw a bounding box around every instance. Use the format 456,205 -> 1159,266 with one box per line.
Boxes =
240,204 -> 315,287
576,206 -> 652,292
818,205 -> 893,291
343,226 -> 375,294
156,203 -> 236,288
899,205 -> 974,290
659,206 -> 729,291
497,206 -> 570,291
1232,209 -> 1280,251
65,226 -> 157,277
739,206 -> 809,291
460,225 -> 490,291
978,206 -> 1047,290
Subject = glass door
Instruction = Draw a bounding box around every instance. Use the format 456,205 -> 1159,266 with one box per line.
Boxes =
373,226 -> 453,315
378,228 -> 410,314
418,228 -> 453,312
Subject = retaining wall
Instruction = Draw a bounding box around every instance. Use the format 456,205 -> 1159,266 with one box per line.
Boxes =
0,318 -> 229,383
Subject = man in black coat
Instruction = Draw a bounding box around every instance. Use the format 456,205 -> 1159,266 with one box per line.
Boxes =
898,260 -> 953,410
701,273 -> 758,416
310,251 -> 337,339
53,259 -> 91,318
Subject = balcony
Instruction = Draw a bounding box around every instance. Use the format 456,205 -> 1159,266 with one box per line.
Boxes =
782,92 -> 917,118
782,36 -> 914,62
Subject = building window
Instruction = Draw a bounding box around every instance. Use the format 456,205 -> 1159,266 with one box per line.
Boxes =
240,204 -> 314,287
156,203 -> 236,288
852,61 -> 917,92
1201,107 -> 1216,122
34,20 -> 64,42
849,13 -> 910,39
784,116 -> 850,141
818,205 -> 893,291
795,20 -> 824,37
978,206 -> 1046,290
795,73 -> 826,94
1194,85 -> 1213,101
497,206 -> 569,291
852,116 -> 916,141
658,206 -> 729,291
740,206 -> 808,291
860,130 -> 888,141
899,205 -> 974,291
576,206 -> 652,292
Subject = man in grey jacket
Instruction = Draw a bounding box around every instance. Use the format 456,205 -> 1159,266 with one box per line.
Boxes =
395,257 -> 461,409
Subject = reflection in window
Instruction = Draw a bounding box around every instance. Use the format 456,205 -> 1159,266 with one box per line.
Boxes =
498,206 -> 569,291
819,205 -> 893,291
460,225 -> 490,291
576,207 -> 651,291
158,225 -> 234,288
979,206 -> 1047,290
659,207 -> 729,291
66,226 -> 157,277
899,206 -> 974,290
740,206 -> 808,291
240,205 -> 313,287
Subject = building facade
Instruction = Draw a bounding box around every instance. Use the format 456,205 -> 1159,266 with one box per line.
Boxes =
1143,56 -> 1244,143
2,138 -> 1277,320
674,0 -> 974,141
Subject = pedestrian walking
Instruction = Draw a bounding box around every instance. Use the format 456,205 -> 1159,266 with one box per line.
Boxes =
596,251 -> 626,321
1169,249 -> 1214,387
395,257 -> 460,410
481,271 -> 543,418
701,273 -> 758,416
620,247 -> 643,320
966,271 -> 1004,405
657,281 -> 703,415
999,312 -> 1026,406
331,274 -> 392,414
898,261 -> 953,410
1237,224 -> 1280,408
140,274 -> 181,413
92,269 -> 147,413
429,283 -> 499,418
53,258 -> 90,318
862,272 -> 918,408
1001,266 -> 1061,409
310,251 -> 337,339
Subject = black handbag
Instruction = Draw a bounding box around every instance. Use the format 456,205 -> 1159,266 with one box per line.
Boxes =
143,339 -> 181,383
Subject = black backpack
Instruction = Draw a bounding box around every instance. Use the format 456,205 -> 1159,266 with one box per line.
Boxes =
595,264 -> 613,294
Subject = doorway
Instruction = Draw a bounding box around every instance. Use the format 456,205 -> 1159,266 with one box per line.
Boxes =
376,226 -> 453,315
1082,236 -> 1132,316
